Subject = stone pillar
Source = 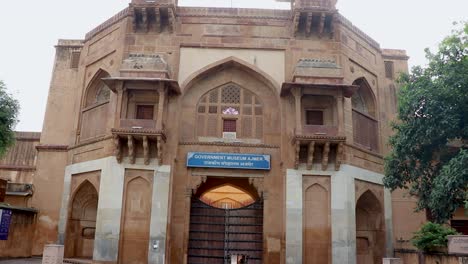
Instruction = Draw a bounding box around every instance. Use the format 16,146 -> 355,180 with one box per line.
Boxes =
336,95 -> 344,135
285,169 -> 303,264
331,170 -> 356,264
148,165 -> 171,264
156,84 -> 167,131
384,188 -> 394,257
93,158 -> 125,262
291,87 -> 303,135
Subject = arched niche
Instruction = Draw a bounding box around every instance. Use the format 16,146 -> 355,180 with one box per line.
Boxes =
355,190 -> 385,264
65,180 -> 98,259
119,171 -> 153,264
303,182 -> 331,264
351,77 -> 379,152
179,58 -> 280,143
80,69 -> 111,141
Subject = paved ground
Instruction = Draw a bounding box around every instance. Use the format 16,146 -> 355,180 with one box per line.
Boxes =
0,259 -> 42,264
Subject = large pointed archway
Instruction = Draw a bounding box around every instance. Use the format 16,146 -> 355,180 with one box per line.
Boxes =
188,177 -> 263,264
65,181 -> 98,259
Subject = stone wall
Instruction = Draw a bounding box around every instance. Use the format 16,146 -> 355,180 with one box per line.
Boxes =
396,250 -> 468,264
0,210 -> 37,258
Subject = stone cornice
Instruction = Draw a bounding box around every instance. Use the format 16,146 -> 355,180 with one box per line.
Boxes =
295,135 -> 346,142
179,141 -> 280,149
177,7 -> 291,20
69,135 -> 113,151
0,165 -> 36,171
344,143 -> 384,159
36,145 -> 69,152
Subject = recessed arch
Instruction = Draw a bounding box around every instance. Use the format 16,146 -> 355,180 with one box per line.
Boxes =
188,177 -> 264,263
79,69 -> 112,141
181,56 -> 280,95
352,77 -> 379,152
65,180 -> 98,259
352,77 -> 377,117
355,189 -> 385,264
83,69 -> 111,107
200,183 -> 255,209
303,182 -> 331,264
194,177 -> 261,201
195,82 -> 265,140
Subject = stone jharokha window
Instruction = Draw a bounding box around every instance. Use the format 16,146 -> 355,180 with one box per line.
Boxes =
80,70 -> 111,141
352,78 -> 379,152
196,83 -> 263,139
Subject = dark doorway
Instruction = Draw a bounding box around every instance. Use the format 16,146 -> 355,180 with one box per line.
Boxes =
187,179 -> 263,264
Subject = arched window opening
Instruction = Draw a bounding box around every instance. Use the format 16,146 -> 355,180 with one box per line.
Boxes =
196,83 -> 263,140
80,70 -> 111,141
200,184 -> 255,209
352,78 -> 379,152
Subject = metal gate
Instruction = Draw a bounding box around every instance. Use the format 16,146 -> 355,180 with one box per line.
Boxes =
188,197 -> 263,264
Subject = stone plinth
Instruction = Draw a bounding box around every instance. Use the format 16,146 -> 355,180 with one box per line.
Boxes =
42,244 -> 64,264
383,258 -> 403,264
448,235 -> 468,255
382,258 -> 403,264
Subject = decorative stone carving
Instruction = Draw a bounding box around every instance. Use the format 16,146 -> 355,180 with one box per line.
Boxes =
296,58 -> 339,69
143,136 -> 149,165
114,135 -> 122,163
189,176 -> 207,195
322,142 -> 330,170
306,141 -> 315,170
249,177 -> 265,197
128,135 -> 135,164
335,142 -> 343,171
156,135 -> 163,165
121,53 -> 169,72
295,142 -> 301,169
293,58 -> 343,84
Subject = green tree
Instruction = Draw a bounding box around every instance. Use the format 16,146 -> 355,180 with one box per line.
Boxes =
0,80 -> 20,157
383,22 -> 468,223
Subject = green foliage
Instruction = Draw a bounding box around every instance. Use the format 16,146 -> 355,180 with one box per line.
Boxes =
0,80 -> 19,157
383,22 -> 468,223
412,222 -> 458,252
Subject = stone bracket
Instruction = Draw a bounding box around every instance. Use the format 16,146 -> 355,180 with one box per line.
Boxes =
294,136 -> 346,171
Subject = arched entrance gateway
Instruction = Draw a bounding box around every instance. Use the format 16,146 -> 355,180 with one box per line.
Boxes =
188,177 -> 264,264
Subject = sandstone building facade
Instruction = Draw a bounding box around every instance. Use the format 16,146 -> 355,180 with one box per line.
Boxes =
3,0 -> 462,263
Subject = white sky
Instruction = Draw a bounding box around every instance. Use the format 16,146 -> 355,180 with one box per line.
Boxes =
0,0 -> 466,132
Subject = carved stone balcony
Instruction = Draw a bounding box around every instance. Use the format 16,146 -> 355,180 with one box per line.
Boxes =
112,127 -> 166,165
294,134 -> 345,171
303,125 -> 338,137
119,119 -> 156,130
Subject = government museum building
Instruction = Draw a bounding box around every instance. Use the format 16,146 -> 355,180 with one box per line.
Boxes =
0,0 -> 466,263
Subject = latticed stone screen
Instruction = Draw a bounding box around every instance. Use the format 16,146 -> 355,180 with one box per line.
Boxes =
384,61 -> 394,79
196,84 -> 263,139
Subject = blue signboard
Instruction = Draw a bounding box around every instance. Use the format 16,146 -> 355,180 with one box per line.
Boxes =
187,152 -> 271,170
0,209 -> 12,240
